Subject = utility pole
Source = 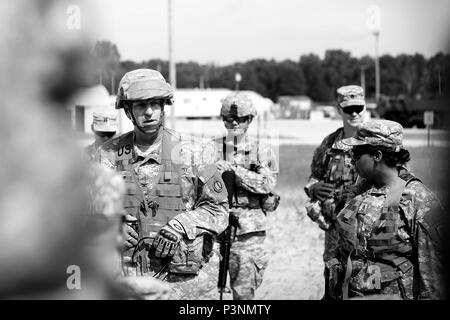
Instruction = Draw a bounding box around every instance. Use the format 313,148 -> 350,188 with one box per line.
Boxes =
367,5 -> 381,102
98,69 -> 102,85
360,66 -> 366,94
235,73 -> 241,92
374,31 -> 380,102
110,70 -> 115,95
168,0 -> 176,129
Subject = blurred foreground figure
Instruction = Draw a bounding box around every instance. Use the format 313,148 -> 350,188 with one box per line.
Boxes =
0,0 -> 168,299
96,69 -> 229,299
87,164 -> 171,299
304,85 -> 365,299
212,93 -> 279,300
330,120 -> 445,299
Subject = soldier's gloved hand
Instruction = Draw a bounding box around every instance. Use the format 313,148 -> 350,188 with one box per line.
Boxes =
216,160 -> 236,174
152,220 -> 185,258
124,214 -> 139,249
311,182 -> 335,202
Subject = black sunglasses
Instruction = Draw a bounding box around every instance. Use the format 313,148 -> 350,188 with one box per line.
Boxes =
342,105 -> 364,115
349,146 -> 373,161
223,116 -> 251,123
96,131 -> 116,139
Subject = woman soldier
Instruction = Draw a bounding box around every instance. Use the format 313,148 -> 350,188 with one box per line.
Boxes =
328,119 -> 445,300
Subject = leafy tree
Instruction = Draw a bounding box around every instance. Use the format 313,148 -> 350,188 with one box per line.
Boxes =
92,40 -> 121,94
299,54 -> 330,101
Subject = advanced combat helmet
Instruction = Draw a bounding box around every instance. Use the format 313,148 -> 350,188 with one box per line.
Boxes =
116,69 -> 174,110
220,92 -> 257,118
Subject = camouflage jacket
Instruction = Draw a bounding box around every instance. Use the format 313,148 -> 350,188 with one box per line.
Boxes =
85,142 -> 97,161
305,127 -> 359,202
95,127 -> 229,242
212,134 -> 278,235
336,180 -> 444,300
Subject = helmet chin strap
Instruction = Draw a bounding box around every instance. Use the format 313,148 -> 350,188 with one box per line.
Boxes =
125,106 -> 164,135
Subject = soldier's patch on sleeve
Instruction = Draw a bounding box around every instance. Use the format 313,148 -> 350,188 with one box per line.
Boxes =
204,175 -> 228,202
213,180 -> 223,193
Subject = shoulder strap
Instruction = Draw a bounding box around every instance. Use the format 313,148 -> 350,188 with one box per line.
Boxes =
223,136 -> 226,161
398,169 -> 422,185
161,129 -> 182,162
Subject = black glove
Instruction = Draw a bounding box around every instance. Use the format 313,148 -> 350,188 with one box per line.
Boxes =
310,182 -> 335,202
152,220 -> 184,258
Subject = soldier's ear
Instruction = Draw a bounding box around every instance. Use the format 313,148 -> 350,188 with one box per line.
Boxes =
373,150 -> 382,162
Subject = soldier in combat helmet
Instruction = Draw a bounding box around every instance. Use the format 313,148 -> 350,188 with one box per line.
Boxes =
212,92 -> 279,300
96,69 -> 229,299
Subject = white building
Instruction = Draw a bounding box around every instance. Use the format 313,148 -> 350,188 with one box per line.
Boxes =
165,88 -> 274,119
67,85 -> 126,134
165,88 -> 232,119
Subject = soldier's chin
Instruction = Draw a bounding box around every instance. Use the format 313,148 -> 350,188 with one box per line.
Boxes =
347,119 -> 361,127
141,123 -> 160,134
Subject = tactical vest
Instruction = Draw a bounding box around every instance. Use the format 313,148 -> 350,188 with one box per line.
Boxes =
319,144 -> 358,221
337,174 -> 421,299
219,137 -> 261,210
115,130 -> 193,275
324,142 -> 358,199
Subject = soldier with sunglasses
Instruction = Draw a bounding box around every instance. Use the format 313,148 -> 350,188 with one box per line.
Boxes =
304,85 -> 366,299
212,93 -> 279,300
85,110 -> 118,160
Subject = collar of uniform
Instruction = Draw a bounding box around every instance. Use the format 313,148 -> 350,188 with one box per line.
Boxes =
133,136 -> 162,164
331,129 -> 352,151
368,185 -> 390,196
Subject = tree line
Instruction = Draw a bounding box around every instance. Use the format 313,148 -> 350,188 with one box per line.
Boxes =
91,40 -> 449,103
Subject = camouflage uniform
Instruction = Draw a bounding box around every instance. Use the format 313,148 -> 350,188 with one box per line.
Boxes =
333,120 -> 445,299
87,164 -> 173,300
97,128 -> 228,299
213,93 -> 279,300
305,128 -> 359,261
96,69 -> 229,300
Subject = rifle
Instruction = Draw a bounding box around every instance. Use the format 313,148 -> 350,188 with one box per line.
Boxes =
218,170 -> 238,300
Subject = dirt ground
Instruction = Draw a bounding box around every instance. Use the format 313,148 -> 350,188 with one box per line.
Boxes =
255,187 -> 325,300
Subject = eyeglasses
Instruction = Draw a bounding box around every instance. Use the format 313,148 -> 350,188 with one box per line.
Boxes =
223,116 -> 251,123
96,131 -> 116,139
342,105 -> 364,115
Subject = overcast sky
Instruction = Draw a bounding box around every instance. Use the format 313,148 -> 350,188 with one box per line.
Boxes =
87,0 -> 450,65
